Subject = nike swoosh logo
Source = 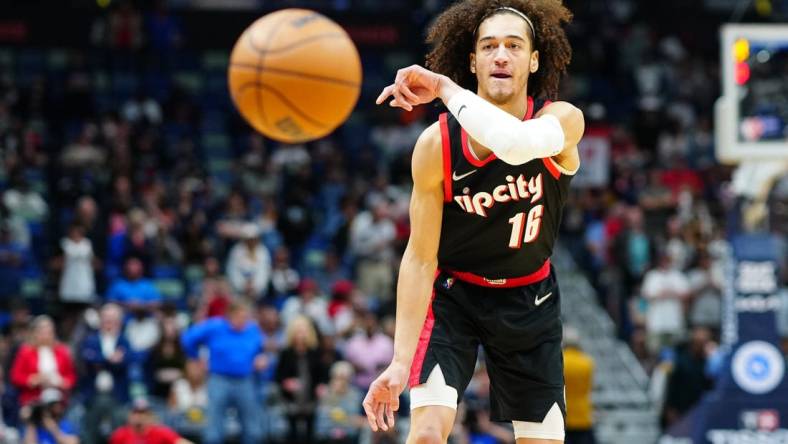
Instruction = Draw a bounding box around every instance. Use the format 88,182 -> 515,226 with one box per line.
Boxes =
458,104 -> 467,117
534,292 -> 553,306
452,169 -> 478,181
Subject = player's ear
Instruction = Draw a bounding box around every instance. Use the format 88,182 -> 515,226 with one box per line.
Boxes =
530,50 -> 539,73
470,53 -> 476,74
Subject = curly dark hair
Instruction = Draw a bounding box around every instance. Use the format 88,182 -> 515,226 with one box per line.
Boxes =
426,0 -> 572,100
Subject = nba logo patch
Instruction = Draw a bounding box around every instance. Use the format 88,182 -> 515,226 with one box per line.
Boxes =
443,277 -> 455,290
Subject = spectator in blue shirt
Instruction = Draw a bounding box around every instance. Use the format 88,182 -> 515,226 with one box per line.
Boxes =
181,300 -> 266,444
107,257 -> 162,310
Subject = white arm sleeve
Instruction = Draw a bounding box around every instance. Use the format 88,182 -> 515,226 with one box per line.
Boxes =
446,89 -> 565,165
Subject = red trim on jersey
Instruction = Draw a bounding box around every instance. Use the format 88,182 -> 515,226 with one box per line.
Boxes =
461,129 -> 497,167
409,286 -> 437,388
524,96 -> 535,120
448,259 -> 550,288
542,158 -> 561,179
538,99 -> 566,176
439,113 -> 453,203
458,95 -> 536,167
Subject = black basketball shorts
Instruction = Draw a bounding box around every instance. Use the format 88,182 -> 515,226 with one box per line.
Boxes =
408,267 -> 566,423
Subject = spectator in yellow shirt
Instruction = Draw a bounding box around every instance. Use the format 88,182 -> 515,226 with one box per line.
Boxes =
563,326 -> 596,444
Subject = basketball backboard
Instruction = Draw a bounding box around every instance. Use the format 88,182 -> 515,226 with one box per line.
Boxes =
715,24 -> 788,164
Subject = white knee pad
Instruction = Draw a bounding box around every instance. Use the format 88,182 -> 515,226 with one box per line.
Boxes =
409,364 -> 458,410
512,402 -> 565,441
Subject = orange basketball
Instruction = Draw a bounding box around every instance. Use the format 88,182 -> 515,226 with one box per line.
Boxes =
228,9 -> 362,143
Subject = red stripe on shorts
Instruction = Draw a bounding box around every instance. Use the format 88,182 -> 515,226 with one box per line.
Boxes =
409,288 -> 436,388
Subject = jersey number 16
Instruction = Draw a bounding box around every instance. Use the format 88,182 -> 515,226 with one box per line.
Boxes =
508,205 -> 544,249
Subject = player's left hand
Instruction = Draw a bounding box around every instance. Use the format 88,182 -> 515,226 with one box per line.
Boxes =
376,65 -> 444,111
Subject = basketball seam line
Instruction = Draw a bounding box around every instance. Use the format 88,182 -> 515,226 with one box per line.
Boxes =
236,81 -> 329,128
230,63 -> 360,88
247,32 -> 349,56
253,17 -> 292,130
245,26 -> 267,53
246,30 -> 269,129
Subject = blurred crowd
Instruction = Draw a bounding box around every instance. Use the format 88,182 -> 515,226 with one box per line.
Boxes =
1,0 -> 787,443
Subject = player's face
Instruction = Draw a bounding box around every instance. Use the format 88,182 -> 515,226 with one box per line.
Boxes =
471,13 -> 538,103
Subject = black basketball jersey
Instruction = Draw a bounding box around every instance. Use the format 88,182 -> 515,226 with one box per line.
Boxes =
436,97 -> 574,284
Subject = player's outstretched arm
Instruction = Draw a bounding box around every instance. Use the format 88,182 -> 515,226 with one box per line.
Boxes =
362,122 -> 444,433
377,65 -> 584,166
535,101 -> 583,172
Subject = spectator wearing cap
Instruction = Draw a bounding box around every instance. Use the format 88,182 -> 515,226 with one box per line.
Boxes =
11,316 -> 77,406
226,223 -> 271,301
109,398 -> 193,444
280,278 -> 332,335
181,301 -> 266,444
563,326 -> 596,444
21,388 -> 78,444
328,280 -> 355,337
342,311 -> 393,389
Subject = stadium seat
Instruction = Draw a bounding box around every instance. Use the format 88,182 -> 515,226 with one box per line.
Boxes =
173,71 -> 204,95
20,277 -> 43,299
154,278 -> 186,305
152,265 -> 183,280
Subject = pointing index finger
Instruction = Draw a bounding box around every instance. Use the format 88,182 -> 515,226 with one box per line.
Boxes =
376,85 -> 395,105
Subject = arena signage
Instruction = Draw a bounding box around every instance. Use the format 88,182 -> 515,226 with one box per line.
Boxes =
661,234 -> 788,444
707,429 -> 788,444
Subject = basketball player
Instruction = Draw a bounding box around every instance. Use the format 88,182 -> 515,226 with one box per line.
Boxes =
362,1 -> 582,443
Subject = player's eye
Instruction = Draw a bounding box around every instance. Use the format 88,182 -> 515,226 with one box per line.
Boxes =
508,42 -> 520,49
482,44 -> 494,50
